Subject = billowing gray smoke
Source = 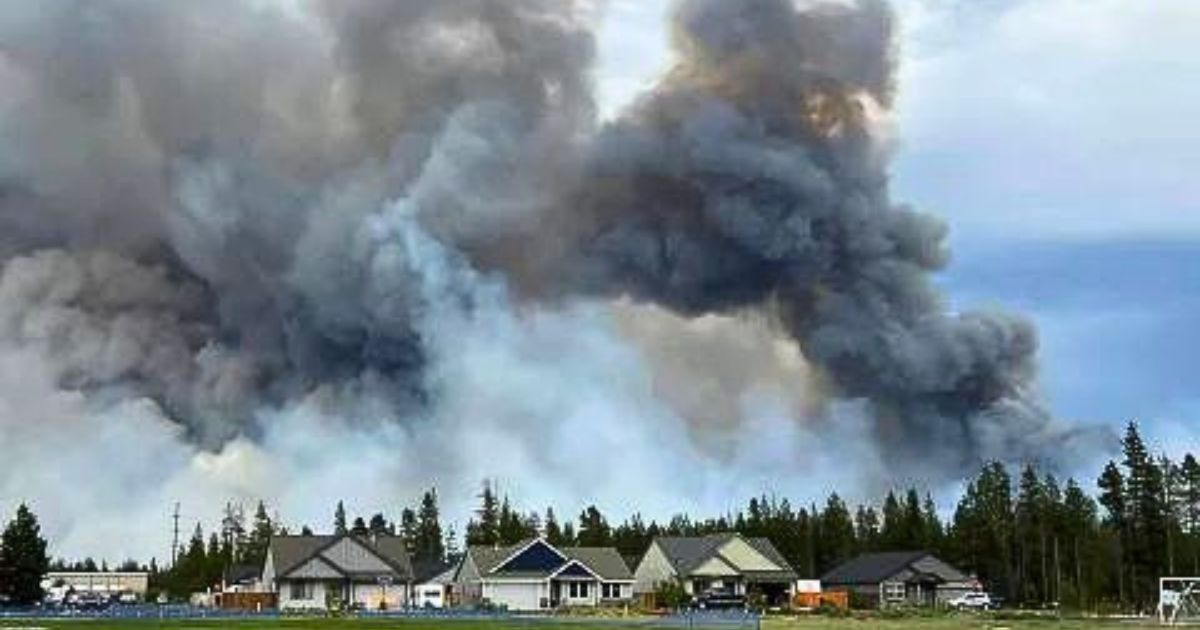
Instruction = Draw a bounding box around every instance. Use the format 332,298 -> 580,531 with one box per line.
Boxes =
554,0 -> 1051,470
0,0 -> 1090,559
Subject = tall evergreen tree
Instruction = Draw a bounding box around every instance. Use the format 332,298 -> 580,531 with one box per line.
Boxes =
398,509 -> 417,550
1121,422 -> 1168,607
816,494 -> 855,573
544,508 -> 565,546
921,494 -> 944,553
367,513 -> 391,536
466,481 -> 500,546
415,489 -> 445,563
334,501 -> 348,535
854,505 -> 880,552
1061,478 -> 1099,608
1180,454 -> 1200,574
577,506 -> 613,547
0,504 -> 50,605
1098,458 -> 1128,604
242,501 -> 273,566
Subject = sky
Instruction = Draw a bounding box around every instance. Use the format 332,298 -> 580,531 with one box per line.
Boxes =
595,0 -> 1200,457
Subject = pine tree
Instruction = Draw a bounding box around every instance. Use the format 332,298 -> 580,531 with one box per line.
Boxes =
368,513 -> 391,536
1062,478 -> 1098,608
415,489 -> 445,563
399,508 -> 417,552
1098,459 -> 1127,604
544,508 -> 565,546
466,481 -> 500,546
816,494 -> 855,573
1015,463 -> 1045,604
1120,421 -> 1168,607
854,505 -> 880,552
220,502 -> 246,563
922,494 -> 944,554
334,501 -> 348,535
577,506 -> 612,547
0,504 -> 50,605
243,501 -> 274,567
1181,454 -> 1200,574
880,491 -> 904,550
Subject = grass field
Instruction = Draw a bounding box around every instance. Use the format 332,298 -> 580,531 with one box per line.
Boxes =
0,616 -> 1151,630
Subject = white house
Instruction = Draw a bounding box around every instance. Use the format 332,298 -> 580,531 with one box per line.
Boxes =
633,533 -> 798,606
262,533 -> 413,611
454,538 -> 634,611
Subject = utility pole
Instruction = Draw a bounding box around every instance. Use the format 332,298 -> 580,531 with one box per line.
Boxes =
171,502 -> 181,567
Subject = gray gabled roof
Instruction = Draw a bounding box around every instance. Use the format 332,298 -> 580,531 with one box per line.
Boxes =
653,533 -> 797,580
821,551 -> 934,585
269,534 -> 413,580
562,547 -> 633,581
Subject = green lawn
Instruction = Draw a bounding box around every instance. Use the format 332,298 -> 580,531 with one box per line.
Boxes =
0,616 -> 1150,630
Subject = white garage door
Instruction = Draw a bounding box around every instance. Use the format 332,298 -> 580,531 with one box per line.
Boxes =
487,582 -> 543,611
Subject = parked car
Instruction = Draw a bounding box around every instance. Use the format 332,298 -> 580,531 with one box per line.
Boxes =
71,592 -> 109,611
948,591 -> 995,611
693,589 -> 747,610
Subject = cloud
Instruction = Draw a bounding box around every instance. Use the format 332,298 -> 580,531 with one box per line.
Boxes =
891,0 -> 1200,242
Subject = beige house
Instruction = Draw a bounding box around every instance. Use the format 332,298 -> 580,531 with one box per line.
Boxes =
262,534 -> 413,611
633,533 -> 798,606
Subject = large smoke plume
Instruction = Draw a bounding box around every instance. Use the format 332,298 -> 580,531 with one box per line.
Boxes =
0,0 -> 1093,559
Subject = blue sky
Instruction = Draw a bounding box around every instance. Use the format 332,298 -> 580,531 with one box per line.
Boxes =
595,0 -> 1200,457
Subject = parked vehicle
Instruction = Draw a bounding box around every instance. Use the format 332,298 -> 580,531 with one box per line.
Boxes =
693,589 -> 747,610
71,592 -> 109,611
948,591 -> 995,611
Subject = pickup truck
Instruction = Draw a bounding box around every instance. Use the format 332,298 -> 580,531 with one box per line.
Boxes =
948,591 -> 995,611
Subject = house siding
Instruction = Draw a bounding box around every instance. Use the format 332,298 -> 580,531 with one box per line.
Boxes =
455,555 -> 483,605
633,543 -> 676,594
288,557 -> 343,579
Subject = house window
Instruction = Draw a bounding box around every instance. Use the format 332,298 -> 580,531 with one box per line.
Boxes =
289,581 -> 310,600
602,583 -> 622,599
882,582 -> 905,603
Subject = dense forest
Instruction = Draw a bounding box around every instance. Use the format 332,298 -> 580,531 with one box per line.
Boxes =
8,422 -> 1197,612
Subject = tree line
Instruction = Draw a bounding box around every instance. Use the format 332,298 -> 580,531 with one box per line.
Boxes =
7,421 -> 1198,612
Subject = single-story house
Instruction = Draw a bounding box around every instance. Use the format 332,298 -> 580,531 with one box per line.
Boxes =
262,533 -> 413,611
820,551 -> 978,608
454,538 -> 634,611
633,533 -> 798,606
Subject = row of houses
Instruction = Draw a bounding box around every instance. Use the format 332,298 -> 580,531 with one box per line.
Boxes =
246,530 -> 979,612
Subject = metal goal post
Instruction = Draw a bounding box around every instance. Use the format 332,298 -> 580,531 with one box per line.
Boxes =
1160,577 -> 1200,625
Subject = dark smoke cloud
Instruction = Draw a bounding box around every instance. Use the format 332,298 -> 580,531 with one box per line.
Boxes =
0,0 -> 1103,556
547,0 -> 1074,470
